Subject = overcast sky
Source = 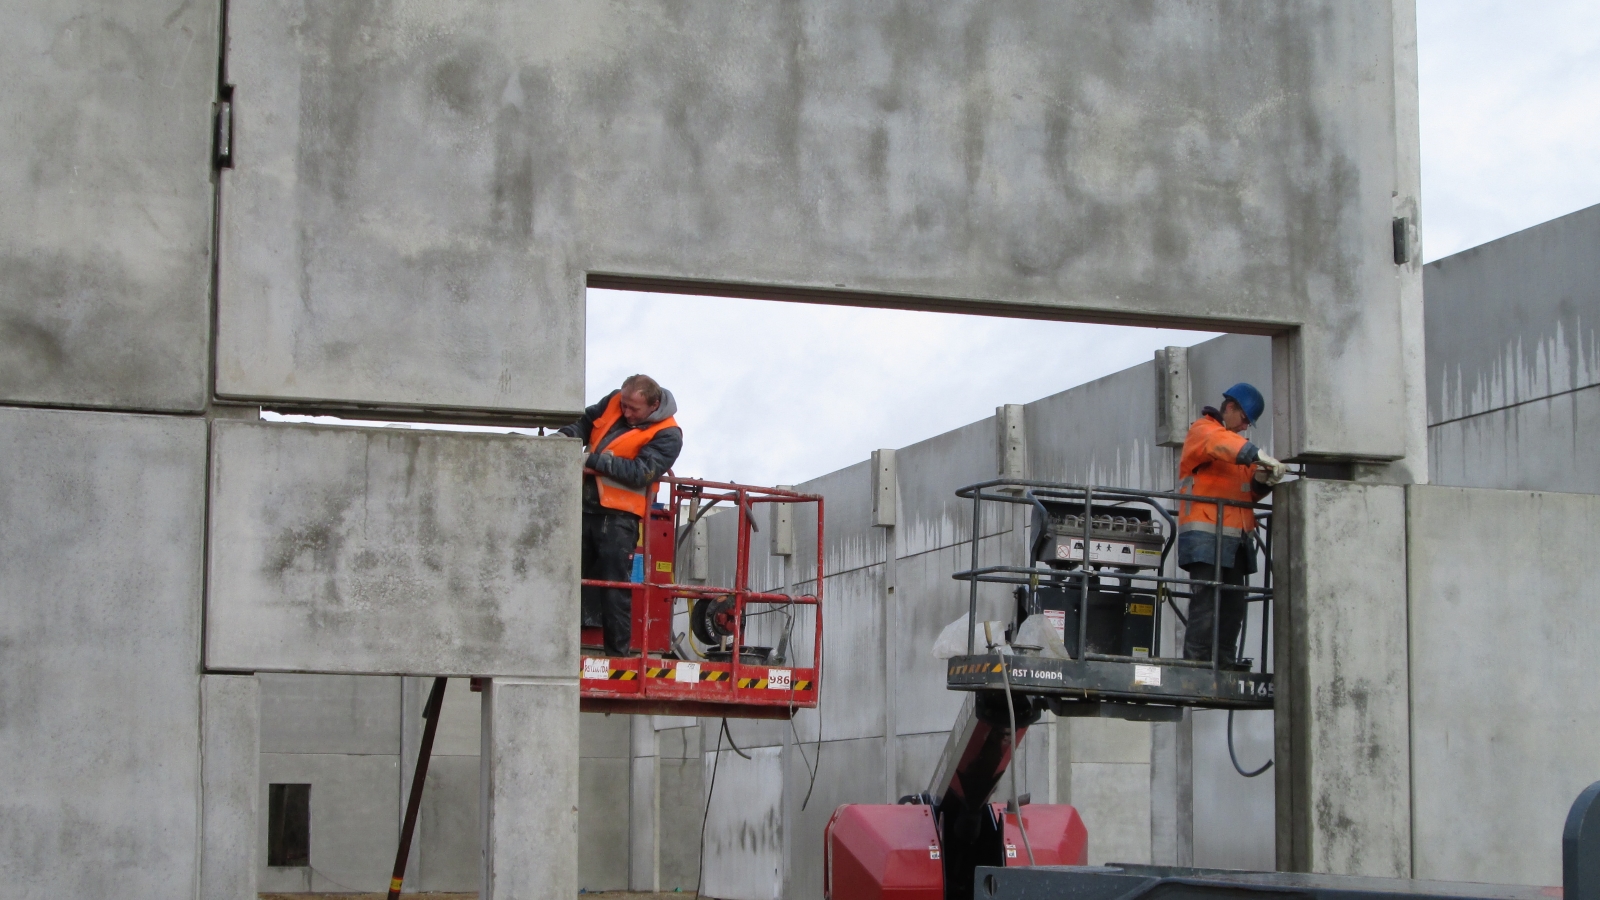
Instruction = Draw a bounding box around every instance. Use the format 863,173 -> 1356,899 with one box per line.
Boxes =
583,1 -> 1600,488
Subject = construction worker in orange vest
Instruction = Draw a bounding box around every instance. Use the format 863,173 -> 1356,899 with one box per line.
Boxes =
557,375 -> 683,657
1176,382 -> 1286,665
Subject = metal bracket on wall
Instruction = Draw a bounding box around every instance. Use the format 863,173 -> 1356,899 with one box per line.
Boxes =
1392,216 -> 1412,265
213,86 -> 234,170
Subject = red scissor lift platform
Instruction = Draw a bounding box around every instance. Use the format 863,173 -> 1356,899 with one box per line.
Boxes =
579,476 -> 823,721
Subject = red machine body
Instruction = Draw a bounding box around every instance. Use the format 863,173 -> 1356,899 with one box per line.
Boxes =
579,476 -> 824,720
823,802 -> 1086,900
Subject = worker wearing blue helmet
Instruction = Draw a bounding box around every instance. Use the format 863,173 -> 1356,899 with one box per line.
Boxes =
1175,382 -> 1286,665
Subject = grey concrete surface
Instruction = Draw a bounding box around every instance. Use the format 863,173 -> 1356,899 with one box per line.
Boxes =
2,0 -> 216,411
1425,203 -> 1600,425
658,751 -> 704,890
1407,486 -> 1600,886
0,407 -> 206,898
258,752 -> 400,893
213,0 -> 1424,471
580,757 -> 631,890
419,755 -> 481,892
207,420 -> 580,676
1428,386 -> 1600,494
783,737 -> 886,900
216,0 -> 584,415
480,678 -> 579,900
203,676 -> 262,900
259,674 -> 401,755
1273,479 -> 1411,877
701,747 -> 785,900
1193,709 -> 1274,871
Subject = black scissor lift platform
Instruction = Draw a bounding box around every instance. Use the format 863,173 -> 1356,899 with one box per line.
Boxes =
948,479 -> 1275,720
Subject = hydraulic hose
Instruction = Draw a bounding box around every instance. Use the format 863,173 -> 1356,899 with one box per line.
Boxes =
1226,709 -> 1273,778
997,647 -> 1037,865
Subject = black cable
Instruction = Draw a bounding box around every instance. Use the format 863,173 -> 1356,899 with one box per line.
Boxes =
695,719 -> 726,900
721,718 -> 752,760
801,602 -> 825,811
1227,709 -> 1273,778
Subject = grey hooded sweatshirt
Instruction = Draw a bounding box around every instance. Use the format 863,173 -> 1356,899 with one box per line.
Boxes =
557,388 -> 683,515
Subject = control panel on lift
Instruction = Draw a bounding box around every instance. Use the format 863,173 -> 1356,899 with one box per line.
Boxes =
950,480 -> 1276,719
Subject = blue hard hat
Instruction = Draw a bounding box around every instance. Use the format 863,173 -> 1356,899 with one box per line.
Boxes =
1222,382 -> 1265,424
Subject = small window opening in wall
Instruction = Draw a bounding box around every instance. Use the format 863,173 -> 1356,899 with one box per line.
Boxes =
267,783 -> 311,867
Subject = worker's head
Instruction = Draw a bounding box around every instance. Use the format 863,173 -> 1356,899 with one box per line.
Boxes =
1220,382 -> 1265,433
618,374 -> 664,425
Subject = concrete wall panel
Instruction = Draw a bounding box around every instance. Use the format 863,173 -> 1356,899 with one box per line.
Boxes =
217,0 -> 584,414
1428,385 -> 1600,495
259,674 -> 401,755
660,753 -> 704,890
419,754 -> 481,892
579,757 -> 631,890
784,565 -> 886,745
1425,203 -> 1600,424
2,0 -> 216,411
0,407 -> 206,898
257,752 -> 400,893
481,678 -> 579,900
896,418 -> 1005,557
1188,334 -> 1276,456
702,746 -> 785,900
1071,762 -> 1153,865
203,675 -> 262,900
1273,479 -> 1410,877
207,421 -> 580,676
1027,363 -> 1172,491
1192,708 -> 1274,871
1408,486 -> 1600,886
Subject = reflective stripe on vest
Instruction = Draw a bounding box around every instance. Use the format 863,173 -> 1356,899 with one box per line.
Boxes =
1177,417 -> 1258,534
587,394 -> 679,517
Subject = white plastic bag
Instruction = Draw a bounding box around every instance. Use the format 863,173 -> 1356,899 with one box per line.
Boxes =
1013,613 -> 1073,660
932,613 -> 1012,659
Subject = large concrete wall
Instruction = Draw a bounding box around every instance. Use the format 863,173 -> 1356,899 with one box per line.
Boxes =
1425,202 -> 1600,494
2,0 -> 217,411
1407,486 -> 1600,886
0,408 -> 207,897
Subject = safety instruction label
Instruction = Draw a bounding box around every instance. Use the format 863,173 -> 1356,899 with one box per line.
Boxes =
582,658 -> 610,680
928,842 -> 941,860
767,668 -> 792,689
1059,539 -> 1138,565
1006,843 -> 1018,859
655,561 -> 673,573
1044,609 -> 1067,640
1133,664 -> 1162,687
674,662 -> 701,684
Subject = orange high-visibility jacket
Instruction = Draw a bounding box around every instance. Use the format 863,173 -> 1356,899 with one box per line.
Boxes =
586,394 -> 680,517
1177,413 -> 1261,537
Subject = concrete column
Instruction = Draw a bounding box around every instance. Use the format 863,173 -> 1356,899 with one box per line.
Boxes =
630,716 -> 660,891
201,675 -> 260,900
1273,480 -> 1411,876
480,678 -> 579,900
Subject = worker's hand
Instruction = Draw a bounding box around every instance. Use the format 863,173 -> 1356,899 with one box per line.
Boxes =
1254,452 -> 1287,485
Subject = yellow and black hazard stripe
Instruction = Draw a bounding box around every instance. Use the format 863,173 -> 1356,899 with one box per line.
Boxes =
645,666 -> 671,679
702,670 -> 729,682
948,662 -> 1005,676
608,669 -> 637,681
736,676 -> 769,689
793,680 -> 813,691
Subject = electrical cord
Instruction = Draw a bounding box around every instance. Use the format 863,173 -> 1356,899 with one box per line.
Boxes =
1226,709 -> 1273,778
696,718 -> 726,900
992,643 -> 1043,864
721,718 -> 752,760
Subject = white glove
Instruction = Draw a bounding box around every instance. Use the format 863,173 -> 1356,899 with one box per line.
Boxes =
1254,452 -> 1287,485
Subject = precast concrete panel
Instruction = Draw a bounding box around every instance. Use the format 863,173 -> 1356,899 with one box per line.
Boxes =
1428,385 -> 1600,495
797,459 -> 884,581
784,736 -> 887,900
1192,708 -> 1274,871
258,673 -> 401,754
895,731 -> 950,799
659,753 -> 704,890
224,0 -> 1421,464
579,757 -> 631,890
216,0 -> 584,415
1273,479 -> 1410,877
895,417 -> 1008,557
701,746 -> 785,900
0,407 -> 205,899
1407,486 -> 1600,886
481,678 -> 580,900
202,675 -> 262,900
1025,361 -> 1174,490
895,538 -> 1020,736
257,752 -> 400,893
419,754 -> 482,892
1424,203 -> 1600,425
207,420 -> 580,676
783,565 -> 886,744
1072,762 -> 1154,865
1,0 -> 216,410
581,711 -> 632,759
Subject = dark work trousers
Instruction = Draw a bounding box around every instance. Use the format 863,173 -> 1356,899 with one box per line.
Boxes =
580,512 -> 640,657
1182,562 -> 1249,664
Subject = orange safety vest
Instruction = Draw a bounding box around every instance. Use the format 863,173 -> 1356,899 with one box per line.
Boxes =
586,394 -> 679,517
1176,414 -> 1259,537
